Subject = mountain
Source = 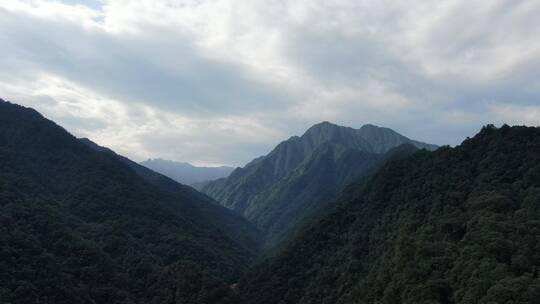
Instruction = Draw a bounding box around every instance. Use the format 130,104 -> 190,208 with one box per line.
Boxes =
239,125 -> 540,304
0,99 -> 258,304
202,121 -> 436,247
140,158 -> 234,186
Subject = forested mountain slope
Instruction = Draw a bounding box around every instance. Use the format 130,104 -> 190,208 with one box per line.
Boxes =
79,137 -> 262,254
203,121 -> 436,246
253,142 -> 420,248
239,125 -> 540,304
0,99 -> 255,304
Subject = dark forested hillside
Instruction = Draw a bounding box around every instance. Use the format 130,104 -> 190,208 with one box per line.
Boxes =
239,125 -> 540,304
0,99 -> 256,304
203,121 -> 435,247
79,137 -> 262,255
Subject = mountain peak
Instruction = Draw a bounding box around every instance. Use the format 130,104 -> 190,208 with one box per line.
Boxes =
360,123 -> 385,130
305,121 -> 346,134
301,121 -> 437,154
310,120 -> 340,128
306,121 -> 389,137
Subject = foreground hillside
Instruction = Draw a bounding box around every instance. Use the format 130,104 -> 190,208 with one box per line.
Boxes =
80,138 -> 262,255
0,99 -> 255,304
203,122 -> 436,247
239,125 -> 540,304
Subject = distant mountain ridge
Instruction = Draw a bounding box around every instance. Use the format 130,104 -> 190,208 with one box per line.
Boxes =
140,158 -> 234,186
202,121 -> 437,247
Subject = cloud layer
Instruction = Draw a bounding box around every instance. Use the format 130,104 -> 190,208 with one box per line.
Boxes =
1,0 -> 539,166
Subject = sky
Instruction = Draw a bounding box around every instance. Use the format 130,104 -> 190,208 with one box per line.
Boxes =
1,0 -> 539,167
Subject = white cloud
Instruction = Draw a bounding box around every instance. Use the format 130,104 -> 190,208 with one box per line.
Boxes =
0,73 -> 284,166
0,0 -> 539,165
488,103 -> 540,127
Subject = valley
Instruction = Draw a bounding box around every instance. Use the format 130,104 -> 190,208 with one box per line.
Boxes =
1,99 -> 539,304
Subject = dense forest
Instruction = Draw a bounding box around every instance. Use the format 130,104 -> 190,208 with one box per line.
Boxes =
0,100 -> 255,303
239,125 -> 540,304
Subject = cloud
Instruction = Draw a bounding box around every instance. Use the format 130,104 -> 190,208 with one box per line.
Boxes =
0,0 -> 539,166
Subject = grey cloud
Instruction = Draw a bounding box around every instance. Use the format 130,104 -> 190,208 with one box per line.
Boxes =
58,114 -> 109,133
273,1 -> 540,145
135,131 -> 274,167
0,7 -> 291,117
61,0 -> 103,10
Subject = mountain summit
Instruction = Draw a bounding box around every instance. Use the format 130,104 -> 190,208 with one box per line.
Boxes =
303,121 -> 437,153
202,122 -> 437,247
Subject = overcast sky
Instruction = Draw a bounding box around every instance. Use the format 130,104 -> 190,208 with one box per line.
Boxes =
1,0 -> 539,166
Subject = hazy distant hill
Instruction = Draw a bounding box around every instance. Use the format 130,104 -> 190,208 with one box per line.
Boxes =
0,98 -> 256,304
202,121 -> 437,247
239,125 -> 540,304
140,158 -> 234,186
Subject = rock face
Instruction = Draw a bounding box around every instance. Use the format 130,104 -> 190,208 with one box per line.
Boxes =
0,99 -> 257,304
239,125 -> 540,304
202,121 -> 437,247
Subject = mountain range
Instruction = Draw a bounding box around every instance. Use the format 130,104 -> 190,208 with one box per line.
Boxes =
2,97 -> 540,304
202,121 -> 437,247
140,159 -> 234,188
